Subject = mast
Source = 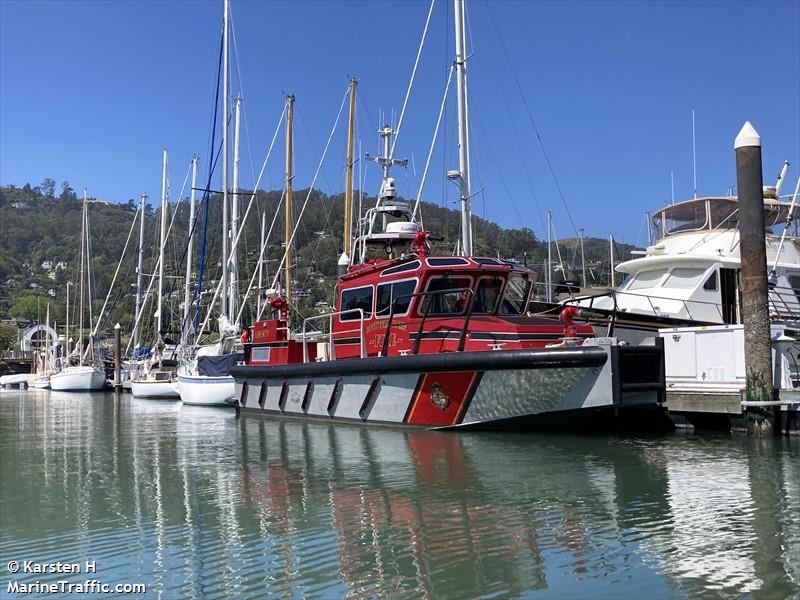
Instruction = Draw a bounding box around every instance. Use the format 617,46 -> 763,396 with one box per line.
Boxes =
183,157 -> 198,345
546,210 -> 552,302
230,95 -> 241,319
220,0 -> 229,317
157,149 -> 168,340
44,304 -> 50,373
578,227 -> 586,289
78,189 -> 86,364
284,94 -> 295,307
609,233 -> 616,287
258,210 -> 265,317
454,0 -> 473,256
65,281 -> 71,360
342,78 -> 357,263
133,193 -> 147,350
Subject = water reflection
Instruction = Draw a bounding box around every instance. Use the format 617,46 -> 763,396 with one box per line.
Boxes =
0,390 -> 797,599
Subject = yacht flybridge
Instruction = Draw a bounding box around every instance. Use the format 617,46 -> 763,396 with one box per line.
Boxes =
229,0 -> 668,432
571,186 -> 800,340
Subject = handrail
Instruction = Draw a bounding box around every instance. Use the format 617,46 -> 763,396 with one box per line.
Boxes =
301,308 -> 366,363
381,287 -> 475,356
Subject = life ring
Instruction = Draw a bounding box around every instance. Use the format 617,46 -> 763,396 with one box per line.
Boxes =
240,329 -> 250,345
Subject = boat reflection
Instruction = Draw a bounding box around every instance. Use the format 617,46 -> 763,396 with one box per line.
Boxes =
0,391 -> 797,598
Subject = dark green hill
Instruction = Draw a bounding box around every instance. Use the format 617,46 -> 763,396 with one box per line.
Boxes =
0,182 -> 638,338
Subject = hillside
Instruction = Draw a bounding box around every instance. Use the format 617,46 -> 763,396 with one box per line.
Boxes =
0,182 -> 638,341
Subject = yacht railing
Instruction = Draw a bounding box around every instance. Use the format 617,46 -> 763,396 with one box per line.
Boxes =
768,284 -> 800,320
565,289 -> 726,325
300,309 -> 366,363
381,287 -> 475,356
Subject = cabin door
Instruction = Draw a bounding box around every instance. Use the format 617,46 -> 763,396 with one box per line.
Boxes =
720,268 -> 740,324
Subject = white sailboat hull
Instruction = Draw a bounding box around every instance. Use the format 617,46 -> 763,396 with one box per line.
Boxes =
50,367 -> 106,391
130,380 -> 179,399
177,374 -> 235,406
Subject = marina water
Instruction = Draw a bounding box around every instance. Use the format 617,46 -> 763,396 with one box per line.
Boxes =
1,390 -> 798,599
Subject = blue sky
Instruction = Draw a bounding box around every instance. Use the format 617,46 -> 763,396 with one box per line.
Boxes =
1,0 -> 798,246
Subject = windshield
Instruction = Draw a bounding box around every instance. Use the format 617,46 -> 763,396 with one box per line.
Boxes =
500,276 -> 531,314
627,269 -> 667,291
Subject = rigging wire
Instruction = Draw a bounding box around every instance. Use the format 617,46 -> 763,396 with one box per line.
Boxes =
484,2 -> 580,238
389,0 -> 436,161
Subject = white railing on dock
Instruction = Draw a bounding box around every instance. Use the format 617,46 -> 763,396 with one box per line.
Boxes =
300,309 -> 366,363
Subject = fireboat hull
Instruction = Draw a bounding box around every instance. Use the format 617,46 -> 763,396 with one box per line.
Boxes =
232,341 -> 669,433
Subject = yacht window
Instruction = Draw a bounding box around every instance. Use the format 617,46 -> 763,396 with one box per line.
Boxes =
500,275 -> 531,315
662,202 -> 708,235
627,269 -> 667,290
662,267 -> 705,289
427,257 -> 470,267
381,260 -> 420,276
703,271 -> 718,291
473,277 -> 503,314
250,347 -> 270,362
473,258 -> 502,266
375,279 -> 417,318
708,199 -> 739,229
789,275 -> 800,303
420,276 -> 472,315
340,285 -> 373,321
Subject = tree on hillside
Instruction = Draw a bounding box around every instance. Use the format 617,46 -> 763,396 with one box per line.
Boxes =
60,181 -> 76,201
0,323 -> 17,352
9,293 -> 42,322
41,178 -> 56,198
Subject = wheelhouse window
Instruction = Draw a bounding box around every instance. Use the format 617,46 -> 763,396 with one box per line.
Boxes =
340,285 -> 373,321
375,279 -> 417,318
420,276 -> 472,315
662,267 -> 706,289
500,275 -> 531,314
627,269 -> 667,291
473,276 -> 503,314
427,257 -> 471,267
661,201 -> 709,236
381,260 -> 420,276
703,271 -> 718,291
708,199 -> 739,229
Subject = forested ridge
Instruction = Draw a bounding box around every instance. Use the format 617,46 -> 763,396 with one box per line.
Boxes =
0,180 -> 638,342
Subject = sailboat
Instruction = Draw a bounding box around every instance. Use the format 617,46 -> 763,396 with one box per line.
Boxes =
50,190 -> 106,391
30,304 -> 55,389
229,1 -> 667,432
177,0 -> 244,407
130,150 -> 181,399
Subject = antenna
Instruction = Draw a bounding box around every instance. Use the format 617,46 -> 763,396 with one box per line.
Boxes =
670,170 -> 675,205
692,109 -> 697,199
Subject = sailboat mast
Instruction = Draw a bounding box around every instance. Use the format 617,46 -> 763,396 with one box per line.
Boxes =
220,0 -> 230,317
609,234 -> 616,287
343,78 -> 357,260
258,210 -> 265,317
45,304 -> 50,372
183,157 -> 198,345
78,189 -> 86,363
546,210 -> 552,303
230,95 -> 241,319
579,228 -> 587,288
157,149 -> 168,339
284,94 -> 295,307
454,0 -> 473,256
133,193 -> 146,350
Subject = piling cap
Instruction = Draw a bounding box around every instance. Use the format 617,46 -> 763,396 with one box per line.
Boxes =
734,121 -> 761,149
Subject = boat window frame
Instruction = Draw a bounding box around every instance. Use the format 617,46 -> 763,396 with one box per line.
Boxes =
339,284 -> 374,322
627,268 -> 669,291
419,274 -> 475,316
380,260 -> 421,277
472,274 -> 504,314
374,277 -> 419,319
661,267 -> 707,290
426,257 -> 471,267
703,270 -> 719,292
499,273 -> 532,315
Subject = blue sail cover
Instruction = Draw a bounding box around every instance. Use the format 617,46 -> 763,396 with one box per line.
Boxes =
197,353 -> 244,377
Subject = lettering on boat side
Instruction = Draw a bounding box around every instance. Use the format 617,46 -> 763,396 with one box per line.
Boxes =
430,383 -> 451,412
